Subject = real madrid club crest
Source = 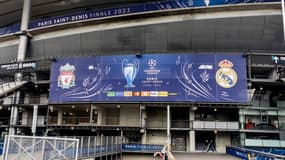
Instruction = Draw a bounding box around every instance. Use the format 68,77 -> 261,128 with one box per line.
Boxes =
58,63 -> 75,89
215,59 -> 237,88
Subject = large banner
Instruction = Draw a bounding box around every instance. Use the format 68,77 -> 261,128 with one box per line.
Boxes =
49,53 -> 248,103
0,0 -> 279,36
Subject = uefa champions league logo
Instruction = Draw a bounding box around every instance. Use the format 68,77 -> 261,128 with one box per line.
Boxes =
148,59 -> 157,68
122,59 -> 139,87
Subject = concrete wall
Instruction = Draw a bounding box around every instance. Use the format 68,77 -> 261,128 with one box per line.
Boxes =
216,132 -> 231,153
119,106 -> 140,126
123,153 -> 153,160
106,108 -> 119,125
146,130 -> 167,145
146,108 -> 167,128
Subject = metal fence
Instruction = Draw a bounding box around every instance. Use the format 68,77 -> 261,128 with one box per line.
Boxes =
75,136 -> 122,159
2,135 -> 123,160
2,135 -> 79,160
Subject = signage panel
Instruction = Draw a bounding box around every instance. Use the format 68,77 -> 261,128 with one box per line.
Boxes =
0,61 -> 36,73
0,0 -> 280,36
49,53 -> 248,103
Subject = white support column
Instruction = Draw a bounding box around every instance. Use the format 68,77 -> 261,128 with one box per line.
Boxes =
8,106 -> 15,135
15,0 -> 31,81
140,105 -> 147,144
239,109 -> 245,130
21,108 -> 28,125
57,110 -> 63,125
167,105 -> 171,145
188,108 -> 195,152
240,132 -> 246,147
97,107 -> 103,125
17,0 -> 31,61
31,105 -> 38,136
90,105 -> 94,124
189,109 -> 195,129
140,105 -> 146,128
189,131 -> 195,152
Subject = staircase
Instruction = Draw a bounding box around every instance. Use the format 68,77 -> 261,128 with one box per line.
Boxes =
0,81 -> 27,97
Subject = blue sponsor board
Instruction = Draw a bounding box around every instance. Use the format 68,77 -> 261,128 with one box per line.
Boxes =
226,147 -> 279,160
0,0 -> 280,36
122,144 -> 163,152
226,147 -> 249,159
49,53 -> 248,103
0,24 -> 20,36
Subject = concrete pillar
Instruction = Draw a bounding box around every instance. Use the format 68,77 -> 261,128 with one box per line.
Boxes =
13,106 -> 18,125
15,0 -> 31,82
240,132 -> 246,147
90,105 -> 94,124
21,111 -> 28,125
216,132 -> 231,153
17,0 -> 31,61
239,109 -> 245,130
167,105 -> 171,145
97,107 -> 103,125
189,131 -> 195,152
189,109 -> 195,129
31,105 -> 38,136
57,110 -> 63,125
140,105 -> 146,128
9,106 -> 15,135
142,130 -> 147,144
280,133 -> 285,140
9,106 -> 19,135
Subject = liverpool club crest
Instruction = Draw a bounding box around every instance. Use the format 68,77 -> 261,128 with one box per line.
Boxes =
215,59 -> 237,88
58,63 -> 75,89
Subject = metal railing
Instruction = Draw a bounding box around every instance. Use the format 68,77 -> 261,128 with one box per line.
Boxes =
171,120 -> 189,128
243,122 -> 281,130
75,136 -> 122,159
245,139 -> 285,148
193,121 -> 239,130
48,117 -> 90,125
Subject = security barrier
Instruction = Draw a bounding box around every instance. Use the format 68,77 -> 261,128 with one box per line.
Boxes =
226,146 -> 285,160
2,135 -> 79,160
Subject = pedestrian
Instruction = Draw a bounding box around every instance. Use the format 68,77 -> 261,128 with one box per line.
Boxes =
207,140 -> 216,152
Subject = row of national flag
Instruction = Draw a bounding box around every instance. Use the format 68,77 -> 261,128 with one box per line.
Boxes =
107,91 -> 176,97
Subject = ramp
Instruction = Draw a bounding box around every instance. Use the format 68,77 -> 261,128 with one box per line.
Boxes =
123,152 -> 240,160
0,81 -> 27,97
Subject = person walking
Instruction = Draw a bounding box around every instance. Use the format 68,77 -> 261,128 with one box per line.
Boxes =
207,140 -> 216,152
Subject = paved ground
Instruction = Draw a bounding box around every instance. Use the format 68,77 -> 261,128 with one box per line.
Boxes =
173,152 -> 240,160
124,152 -> 241,160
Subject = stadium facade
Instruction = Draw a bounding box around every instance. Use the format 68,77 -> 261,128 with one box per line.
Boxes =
0,0 -> 284,153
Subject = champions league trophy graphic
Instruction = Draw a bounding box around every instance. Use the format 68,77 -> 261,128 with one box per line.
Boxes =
122,59 -> 139,87
204,0 -> 210,6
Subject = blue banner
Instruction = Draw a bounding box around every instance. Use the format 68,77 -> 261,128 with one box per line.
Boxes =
226,147 -> 280,160
0,24 -> 20,36
49,53 -> 248,103
122,144 -> 163,152
0,0 -> 280,37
